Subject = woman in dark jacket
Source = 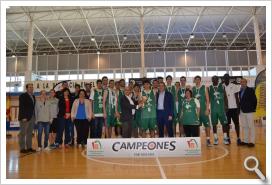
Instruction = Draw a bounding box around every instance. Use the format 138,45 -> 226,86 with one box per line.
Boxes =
54,88 -> 73,148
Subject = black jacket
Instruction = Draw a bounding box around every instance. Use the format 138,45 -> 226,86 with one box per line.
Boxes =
156,91 -> 174,117
120,95 -> 137,122
239,87 -> 257,113
18,92 -> 36,121
57,97 -> 73,118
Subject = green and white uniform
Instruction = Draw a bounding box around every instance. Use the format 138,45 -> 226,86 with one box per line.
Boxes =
141,90 -> 156,131
105,88 -> 117,127
116,89 -> 124,126
181,98 -> 200,125
92,89 -> 104,117
177,87 -> 186,123
209,84 -> 227,125
192,85 -> 210,127
166,85 -> 177,124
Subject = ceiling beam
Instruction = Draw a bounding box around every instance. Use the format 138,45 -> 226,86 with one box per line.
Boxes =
21,7 -> 58,53
163,7 -> 175,48
51,8 -> 78,52
207,7 -> 233,48
186,7 -> 205,47
8,26 -> 29,47
247,31 -> 266,49
111,6 -> 121,49
79,7 -> 99,49
228,7 -> 263,49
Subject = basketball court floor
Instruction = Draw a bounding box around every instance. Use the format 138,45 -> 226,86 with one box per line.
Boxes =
6,123 -> 265,179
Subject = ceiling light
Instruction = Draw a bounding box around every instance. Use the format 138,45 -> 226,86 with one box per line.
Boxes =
59,38 -> 63,43
185,49 -> 189,52
190,34 -> 195,39
69,52 -> 72,55
97,50 -> 100,55
91,36 -> 95,42
222,33 -> 227,38
43,53 -> 47,56
11,54 -> 16,58
243,48 -> 247,51
123,35 -> 127,40
126,50 -> 129,53
156,49 -> 160,52
214,48 -> 217,50
158,34 -> 162,40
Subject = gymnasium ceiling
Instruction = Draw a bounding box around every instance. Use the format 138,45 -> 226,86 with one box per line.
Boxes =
6,6 -> 266,56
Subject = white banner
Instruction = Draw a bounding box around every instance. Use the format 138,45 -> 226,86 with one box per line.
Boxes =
87,137 -> 201,158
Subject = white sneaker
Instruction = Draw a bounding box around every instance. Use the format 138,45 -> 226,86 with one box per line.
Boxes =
37,147 -> 42,152
224,138 -> 230,145
44,147 -> 51,151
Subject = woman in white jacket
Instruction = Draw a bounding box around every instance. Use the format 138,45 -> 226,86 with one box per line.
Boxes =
71,89 -> 92,147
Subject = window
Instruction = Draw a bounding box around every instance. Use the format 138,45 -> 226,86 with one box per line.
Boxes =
58,75 -> 70,81
69,74 -> 78,80
207,71 -> 217,77
146,72 -> 155,78
98,73 -> 114,79
249,67 -> 257,77
188,71 -> 202,77
132,73 -> 140,78
84,74 -> 98,80
241,69 -> 249,77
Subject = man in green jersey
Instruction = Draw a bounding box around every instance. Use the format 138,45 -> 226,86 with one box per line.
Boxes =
192,76 -> 212,146
165,75 -> 177,136
208,76 -> 229,145
103,80 -> 117,138
115,80 -> 124,138
141,80 -> 156,138
89,79 -> 104,138
177,76 -> 187,137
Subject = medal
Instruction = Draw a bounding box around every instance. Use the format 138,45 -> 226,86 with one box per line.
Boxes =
216,100 -> 220,104
196,94 -> 200,99
148,107 -> 151,112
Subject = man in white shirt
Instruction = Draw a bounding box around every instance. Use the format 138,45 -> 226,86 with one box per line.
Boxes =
223,74 -> 241,145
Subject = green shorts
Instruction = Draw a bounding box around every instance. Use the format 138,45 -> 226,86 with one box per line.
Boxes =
106,115 -> 116,127
199,113 -> 210,127
141,118 -> 156,131
211,111 -> 227,126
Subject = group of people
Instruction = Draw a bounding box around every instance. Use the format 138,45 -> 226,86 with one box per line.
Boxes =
18,74 -> 257,153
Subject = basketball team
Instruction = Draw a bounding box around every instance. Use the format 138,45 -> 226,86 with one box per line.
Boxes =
18,74 -> 257,153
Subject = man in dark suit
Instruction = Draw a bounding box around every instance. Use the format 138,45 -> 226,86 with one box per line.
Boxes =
18,83 -> 36,153
239,78 -> 257,147
120,86 -> 143,138
156,82 -> 174,137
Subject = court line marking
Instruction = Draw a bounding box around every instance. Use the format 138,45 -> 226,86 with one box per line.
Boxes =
81,146 -> 229,167
156,157 -> 167,179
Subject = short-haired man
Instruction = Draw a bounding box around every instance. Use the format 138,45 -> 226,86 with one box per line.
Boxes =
18,83 -> 36,153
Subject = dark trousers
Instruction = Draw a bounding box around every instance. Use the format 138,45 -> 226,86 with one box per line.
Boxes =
70,122 -> 75,144
91,117 -> 104,138
55,117 -> 72,145
226,108 -> 240,138
157,110 -> 173,137
74,119 -> 89,145
122,121 -> 132,138
89,119 -> 95,138
183,125 -> 200,137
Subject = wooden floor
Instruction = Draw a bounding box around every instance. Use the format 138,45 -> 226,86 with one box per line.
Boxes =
6,123 -> 266,179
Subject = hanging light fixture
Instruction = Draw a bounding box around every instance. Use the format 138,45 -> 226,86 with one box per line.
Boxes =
190,34 -> 195,39
91,36 -> 95,42
158,34 -> 162,40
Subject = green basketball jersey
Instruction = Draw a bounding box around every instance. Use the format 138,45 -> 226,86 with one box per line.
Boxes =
209,84 -> 225,113
192,85 -> 207,114
105,88 -> 116,116
141,90 -> 156,119
117,89 -> 124,113
93,89 -> 104,115
181,98 -> 199,125
177,87 -> 186,114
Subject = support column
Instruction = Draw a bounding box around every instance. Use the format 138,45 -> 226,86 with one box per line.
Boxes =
253,14 -> 264,73
25,21 -> 34,82
140,15 -> 145,77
